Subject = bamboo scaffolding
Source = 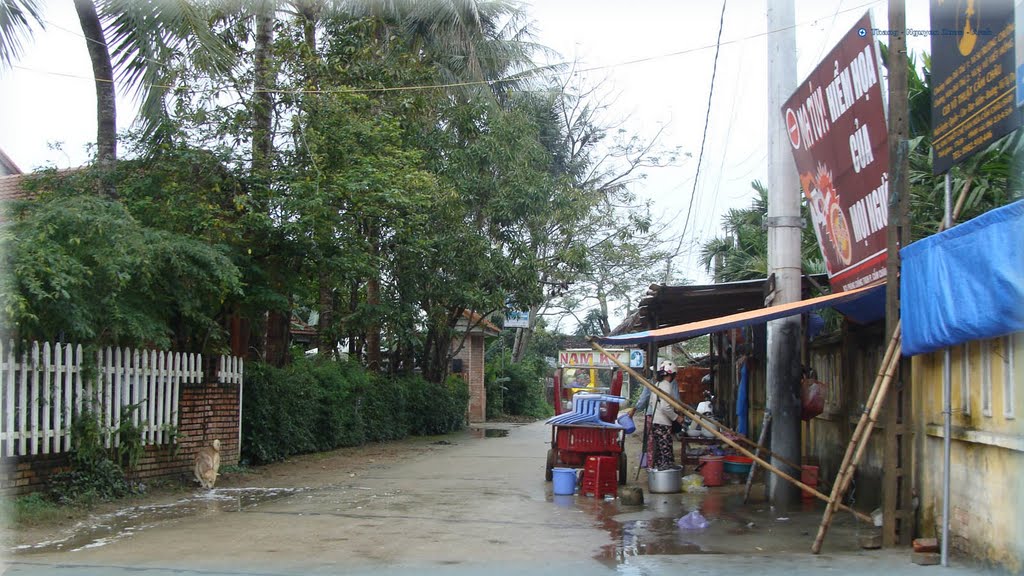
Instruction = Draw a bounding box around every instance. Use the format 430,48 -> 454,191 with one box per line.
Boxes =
743,411 -> 771,503
811,169 -> 971,552
811,326 -> 902,553
590,340 -> 872,523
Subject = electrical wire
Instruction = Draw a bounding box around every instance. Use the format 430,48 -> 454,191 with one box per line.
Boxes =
695,39 -> 747,267
678,0 -> 728,256
12,0 -> 884,98
814,0 -> 845,65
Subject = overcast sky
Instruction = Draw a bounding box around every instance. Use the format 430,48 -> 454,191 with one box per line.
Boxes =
0,0 -> 934,324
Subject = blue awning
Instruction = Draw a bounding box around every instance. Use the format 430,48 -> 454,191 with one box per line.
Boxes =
901,199 -> 1024,356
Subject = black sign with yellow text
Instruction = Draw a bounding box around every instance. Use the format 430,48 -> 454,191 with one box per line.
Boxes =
931,0 -> 1022,174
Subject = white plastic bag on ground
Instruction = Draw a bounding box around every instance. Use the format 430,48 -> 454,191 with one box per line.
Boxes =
681,473 -> 706,493
677,510 -> 709,530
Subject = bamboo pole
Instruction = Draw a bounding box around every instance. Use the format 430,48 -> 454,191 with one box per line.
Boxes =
661,393 -> 801,472
811,330 -> 902,552
815,321 -> 902,529
743,411 -> 772,503
732,422 -> 802,473
590,339 -> 873,523
811,167 -> 968,553
627,357 -> 801,472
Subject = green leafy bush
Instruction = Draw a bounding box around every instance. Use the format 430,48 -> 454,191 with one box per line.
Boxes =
48,458 -> 135,506
403,375 -> 470,436
242,358 -> 469,464
485,352 -> 552,420
9,493 -> 63,526
47,409 -> 139,506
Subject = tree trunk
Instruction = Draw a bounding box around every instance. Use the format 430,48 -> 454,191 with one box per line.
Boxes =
248,3 -> 279,361
316,269 -> 334,357
348,280 -> 360,358
251,4 -> 274,185
364,220 -> 383,371
512,303 -> 540,362
596,287 -> 611,335
365,275 -> 382,370
73,0 -> 117,196
264,308 -> 290,367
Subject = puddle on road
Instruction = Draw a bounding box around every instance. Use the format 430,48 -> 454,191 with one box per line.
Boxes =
468,428 -> 510,438
550,486 -> 835,568
11,487 -> 300,555
603,516 -> 720,561
586,497 -> 724,565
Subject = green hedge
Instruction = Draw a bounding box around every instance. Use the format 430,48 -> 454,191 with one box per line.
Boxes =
485,352 -> 553,420
242,358 -> 469,464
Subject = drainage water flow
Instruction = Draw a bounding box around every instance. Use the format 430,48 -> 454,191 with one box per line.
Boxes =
11,487 -> 300,555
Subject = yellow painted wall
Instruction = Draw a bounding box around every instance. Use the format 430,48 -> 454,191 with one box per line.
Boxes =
913,333 -> 1023,572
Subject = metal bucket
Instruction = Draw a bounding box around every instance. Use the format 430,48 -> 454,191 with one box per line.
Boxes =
647,466 -> 682,493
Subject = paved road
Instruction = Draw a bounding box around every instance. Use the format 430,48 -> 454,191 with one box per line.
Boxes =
3,422 -> 999,575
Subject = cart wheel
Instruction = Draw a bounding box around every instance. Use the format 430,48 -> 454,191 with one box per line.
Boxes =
546,448 -> 555,482
619,453 -> 628,485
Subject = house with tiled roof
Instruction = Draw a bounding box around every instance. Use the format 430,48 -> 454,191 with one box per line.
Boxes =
452,310 -> 501,423
0,149 -> 20,176
0,149 -> 29,204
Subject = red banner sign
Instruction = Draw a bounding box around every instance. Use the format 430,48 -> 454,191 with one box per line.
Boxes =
783,13 -> 889,292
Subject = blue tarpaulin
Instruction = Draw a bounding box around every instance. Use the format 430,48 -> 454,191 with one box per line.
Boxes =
901,199 -> 1024,356
736,361 -> 749,436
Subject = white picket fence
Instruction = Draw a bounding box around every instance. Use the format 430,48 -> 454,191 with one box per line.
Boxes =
0,340 -> 243,458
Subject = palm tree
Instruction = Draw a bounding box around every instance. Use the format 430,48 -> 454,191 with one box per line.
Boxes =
3,0 -> 230,193
699,180 -> 824,283
72,0 -> 116,175
340,0 -> 550,101
0,0 -> 43,68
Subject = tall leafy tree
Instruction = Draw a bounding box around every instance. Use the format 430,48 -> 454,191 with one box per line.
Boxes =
4,0 -> 230,192
1,186 -> 241,350
509,75 -> 680,352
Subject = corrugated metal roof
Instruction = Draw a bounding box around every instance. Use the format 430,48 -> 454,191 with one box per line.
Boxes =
600,282 -> 883,346
611,274 -> 830,337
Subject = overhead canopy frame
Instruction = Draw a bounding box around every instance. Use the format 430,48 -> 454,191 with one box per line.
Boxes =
597,282 -> 885,347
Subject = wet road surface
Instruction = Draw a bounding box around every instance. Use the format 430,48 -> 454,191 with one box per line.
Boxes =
3,422 -> 998,575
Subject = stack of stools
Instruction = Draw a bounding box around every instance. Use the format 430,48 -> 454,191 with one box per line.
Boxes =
581,455 -> 618,498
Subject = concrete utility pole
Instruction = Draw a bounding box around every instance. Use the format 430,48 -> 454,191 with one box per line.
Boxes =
765,0 -> 803,511
883,0 -> 913,548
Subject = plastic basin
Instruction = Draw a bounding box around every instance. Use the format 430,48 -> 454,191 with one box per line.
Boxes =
723,455 -> 753,475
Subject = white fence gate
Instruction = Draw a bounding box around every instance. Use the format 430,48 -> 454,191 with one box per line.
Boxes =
0,340 -> 242,458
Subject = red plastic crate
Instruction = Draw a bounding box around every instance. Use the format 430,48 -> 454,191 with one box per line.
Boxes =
582,455 -> 618,498
556,427 -> 622,453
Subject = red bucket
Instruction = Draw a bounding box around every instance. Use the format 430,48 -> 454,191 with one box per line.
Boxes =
801,465 -> 819,500
699,455 -> 724,487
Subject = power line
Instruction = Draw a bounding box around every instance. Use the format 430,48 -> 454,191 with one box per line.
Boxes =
814,0 -> 844,65
678,0 -> 728,254
573,0 -> 879,74
12,0 -> 883,98
698,38 -> 747,262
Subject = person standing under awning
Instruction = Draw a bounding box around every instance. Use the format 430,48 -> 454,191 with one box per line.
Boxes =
628,360 -> 682,469
650,361 -> 686,469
